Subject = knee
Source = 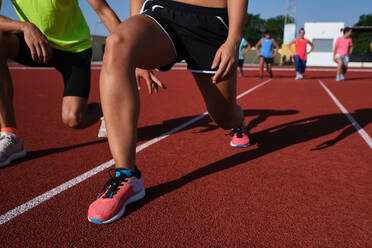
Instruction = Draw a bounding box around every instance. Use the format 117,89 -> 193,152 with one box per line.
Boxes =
62,110 -> 84,129
104,33 -> 133,61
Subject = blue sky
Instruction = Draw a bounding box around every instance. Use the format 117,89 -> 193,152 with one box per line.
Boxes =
1,0 -> 371,36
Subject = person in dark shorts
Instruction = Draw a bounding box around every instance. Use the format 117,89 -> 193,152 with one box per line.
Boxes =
0,0 -> 163,167
87,0 -> 250,224
238,37 -> 251,77
255,30 -> 279,78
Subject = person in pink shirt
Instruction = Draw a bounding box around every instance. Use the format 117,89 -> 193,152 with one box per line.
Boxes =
333,27 -> 353,81
288,28 -> 314,80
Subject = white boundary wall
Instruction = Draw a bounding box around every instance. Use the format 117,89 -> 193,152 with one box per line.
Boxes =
305,22 -> 344,67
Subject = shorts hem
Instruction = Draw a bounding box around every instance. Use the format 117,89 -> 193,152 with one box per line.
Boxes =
188,68 -> 216,74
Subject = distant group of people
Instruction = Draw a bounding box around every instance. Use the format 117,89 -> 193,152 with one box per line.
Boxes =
238,27 -> 356,81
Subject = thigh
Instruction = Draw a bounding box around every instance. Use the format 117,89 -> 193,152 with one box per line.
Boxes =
107,15 -> 177,70
53,49 -> 92,99
0,32 -> 20,59
192,72 -> 237,118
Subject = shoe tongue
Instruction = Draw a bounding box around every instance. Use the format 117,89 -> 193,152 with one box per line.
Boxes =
115,169 -> 132,178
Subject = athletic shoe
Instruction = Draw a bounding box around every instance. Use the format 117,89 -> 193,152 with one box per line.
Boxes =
230,121 -> 250,148
88,167 -> 145,224
0,134 -> 27,167
336,75 -> 341,82
340,74 -> 345,81
97,117 -> 107,138
299,74 -> 303,80
239,72 -> 244,77
295,74 -> 300,80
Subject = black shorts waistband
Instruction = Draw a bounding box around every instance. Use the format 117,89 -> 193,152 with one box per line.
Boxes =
147,0 -> 228,15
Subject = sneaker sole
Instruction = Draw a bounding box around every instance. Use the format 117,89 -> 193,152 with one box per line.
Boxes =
88,188 -> 146,224
230,141 -> 250,148
0,149 -> 27,167
97,129 -> 107,138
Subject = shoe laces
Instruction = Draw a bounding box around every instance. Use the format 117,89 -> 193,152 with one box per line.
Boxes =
100,168 -> 130,199
230,128 -> 243,138
0,135 -> 15,149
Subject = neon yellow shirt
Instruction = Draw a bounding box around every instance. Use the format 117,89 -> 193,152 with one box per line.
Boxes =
11,0 -> 92,53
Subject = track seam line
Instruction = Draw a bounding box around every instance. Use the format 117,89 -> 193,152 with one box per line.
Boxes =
319,80 -> 372,149
0,79 -> 271,225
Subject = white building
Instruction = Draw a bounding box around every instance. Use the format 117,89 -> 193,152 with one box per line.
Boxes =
305,22 -> 344,67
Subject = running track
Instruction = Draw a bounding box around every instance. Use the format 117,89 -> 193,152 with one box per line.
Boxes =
1,65 -> 372,247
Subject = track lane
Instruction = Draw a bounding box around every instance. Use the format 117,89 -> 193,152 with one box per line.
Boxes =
1,69 -> 371,247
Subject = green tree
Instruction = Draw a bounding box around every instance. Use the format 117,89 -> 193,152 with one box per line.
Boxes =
243,13 -> 265,45
264,15 -> 286,45
352,14 -> 372,54
243,14 -> 293,46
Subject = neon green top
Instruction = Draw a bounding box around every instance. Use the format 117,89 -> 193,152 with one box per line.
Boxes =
11,0 -> 92,53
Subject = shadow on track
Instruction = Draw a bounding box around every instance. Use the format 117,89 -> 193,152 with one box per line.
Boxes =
8,139 -> 107,167
124,108 -> 372,219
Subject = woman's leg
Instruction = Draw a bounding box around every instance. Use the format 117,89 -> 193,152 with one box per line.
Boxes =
259,57 -> 264,78
336,58 -> 343,77
192,72 -> 243,130
100,15 -> 176,170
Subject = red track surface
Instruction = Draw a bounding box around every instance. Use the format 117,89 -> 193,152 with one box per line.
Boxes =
1,66 -> 372,247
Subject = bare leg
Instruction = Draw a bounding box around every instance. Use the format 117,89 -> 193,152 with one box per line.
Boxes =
0,33 -> 20,129
61,96 -> 102,129
259,57 -> 264,77
192,71 -> 243,130
336,58 -> 343,76
100,15 -> 176,170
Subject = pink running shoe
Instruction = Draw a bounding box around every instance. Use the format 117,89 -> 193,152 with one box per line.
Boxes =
88,167 -> 145,224
230,121 -> 250,148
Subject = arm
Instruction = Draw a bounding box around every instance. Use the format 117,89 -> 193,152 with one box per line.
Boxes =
287,39 -> 296,54
130,0 -> 146,15
255,39 -> 262,56
370,42 -> 372,52
349,45 -> 353,55
241,42 -> 251,56
333,43 -> 338,62
211,0 -> 248,83
307,40 -> 314,54
87,0 -> 121,33
271,39 -> 279,58
0,14 -> 52,63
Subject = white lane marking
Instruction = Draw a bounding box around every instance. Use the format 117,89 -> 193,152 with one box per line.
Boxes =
8,66 -> 372,72
0,79 -> 271,225
319,80 -> 372,149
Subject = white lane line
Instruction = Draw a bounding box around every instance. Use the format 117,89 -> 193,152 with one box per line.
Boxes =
0,79 -> 271,225
319,80 -> 372,149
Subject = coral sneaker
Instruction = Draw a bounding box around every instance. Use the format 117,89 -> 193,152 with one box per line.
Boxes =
230,122 -> 250,148
88,167 -> 145,224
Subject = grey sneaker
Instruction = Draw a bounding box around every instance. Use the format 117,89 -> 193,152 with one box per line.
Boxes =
97,117 -> 107,138
0,134 -> 27,167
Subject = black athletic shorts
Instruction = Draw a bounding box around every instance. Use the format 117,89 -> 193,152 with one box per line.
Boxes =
141,0 -> 229,74
14,34 -> 92,99
261,56 -> 273,64
238,59 -> 244,68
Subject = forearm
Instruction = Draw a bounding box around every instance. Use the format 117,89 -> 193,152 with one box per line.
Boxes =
90,1 -> 121,33
130,0 -> 146,16
349,46 -> 353,55
0,15 -> 27,34
226,0 -> 248,47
